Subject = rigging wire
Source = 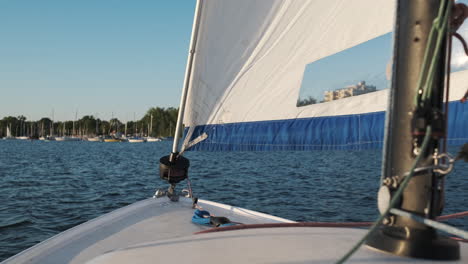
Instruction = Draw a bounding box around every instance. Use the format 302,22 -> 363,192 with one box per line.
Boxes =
443,19 -> 453,155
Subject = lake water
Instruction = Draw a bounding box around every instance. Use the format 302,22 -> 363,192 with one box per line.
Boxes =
0,140 -> 467,261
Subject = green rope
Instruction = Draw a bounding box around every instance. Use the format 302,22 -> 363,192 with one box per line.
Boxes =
414,13 -> 439,106
421,0 -> 452,102
335,126 -> 432,264
414,0 -> 452,107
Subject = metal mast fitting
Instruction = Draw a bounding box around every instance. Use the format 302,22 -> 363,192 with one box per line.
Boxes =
366,0 -> 459,260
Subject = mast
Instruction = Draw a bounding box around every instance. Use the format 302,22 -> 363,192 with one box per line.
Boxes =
170,0 -> 203,160
366,0 -> 459,260
110,112 -> 114,135
133,113 -> 136,137
150,113 -> 153,137
51,109 -> 54,137
96,114 -> 99,136
73,110 -> 77,137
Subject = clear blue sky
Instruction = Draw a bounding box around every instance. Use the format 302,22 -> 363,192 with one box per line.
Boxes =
0,0 -> 195,121
2,1 -> 468,120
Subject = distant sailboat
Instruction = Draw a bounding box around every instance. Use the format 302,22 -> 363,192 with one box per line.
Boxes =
3,124 -> 16,140
70,110 -> 81,141
45,109 -> 56,141
146,114 -> 161,142
16,122 -> 29,140
15,118 -> 29,140
128,114 -> 145,143
103,135 -> 120,142
146,137 -> 161,142
128,137 -> 145,143
87,115 -> 101,142
56,136 -> 81,142
55,122 -> 80,142
39,121 -> 46,140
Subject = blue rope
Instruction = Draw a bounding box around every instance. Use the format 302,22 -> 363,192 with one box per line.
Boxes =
191,209 -> 239,227
192,209 -> 211,226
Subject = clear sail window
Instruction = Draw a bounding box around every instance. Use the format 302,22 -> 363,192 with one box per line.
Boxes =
297,28 -> 468,107
297,33 -> 392,107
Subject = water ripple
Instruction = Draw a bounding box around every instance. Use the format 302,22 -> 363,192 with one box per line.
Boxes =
0,140 -> 466,261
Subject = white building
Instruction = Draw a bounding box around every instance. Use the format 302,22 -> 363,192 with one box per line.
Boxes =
323,81 -> 376,102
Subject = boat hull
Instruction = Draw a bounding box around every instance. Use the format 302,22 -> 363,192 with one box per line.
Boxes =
103,139 -> 120,142
55,137 -> 81,142
128,139 -> 145,143
87,137 -> 102,142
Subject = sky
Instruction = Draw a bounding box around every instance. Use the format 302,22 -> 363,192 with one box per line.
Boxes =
2,1 -> 468,120
0,0 -> 196,121
299,33 -> 392,102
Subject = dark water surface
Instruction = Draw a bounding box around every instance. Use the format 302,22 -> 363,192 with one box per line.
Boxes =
0,140 -> 466,261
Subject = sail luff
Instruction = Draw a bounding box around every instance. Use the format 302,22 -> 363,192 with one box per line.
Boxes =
171,0 -> 204,155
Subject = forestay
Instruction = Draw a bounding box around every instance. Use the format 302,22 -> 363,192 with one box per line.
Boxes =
182,0 -> 467,151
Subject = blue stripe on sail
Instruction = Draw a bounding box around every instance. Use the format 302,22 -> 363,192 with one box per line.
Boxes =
447,100 -> 468,146
185,101 -> 468,151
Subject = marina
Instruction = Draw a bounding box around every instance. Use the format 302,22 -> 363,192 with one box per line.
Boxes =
0,110 -> 172,143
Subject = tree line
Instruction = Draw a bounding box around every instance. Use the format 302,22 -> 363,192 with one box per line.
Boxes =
296,96 -> 318,107
0,107 -> 178,138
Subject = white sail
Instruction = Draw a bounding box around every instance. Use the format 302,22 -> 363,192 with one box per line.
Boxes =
6,125 -> 11,137
183,0 -> 395,150
186,0 -> 394,125
182,0 -> 467,151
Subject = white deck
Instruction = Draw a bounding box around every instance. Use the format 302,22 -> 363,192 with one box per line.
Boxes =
1,197 -> 292,264
3,197 -> 467,264
88,227 -> 468,264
